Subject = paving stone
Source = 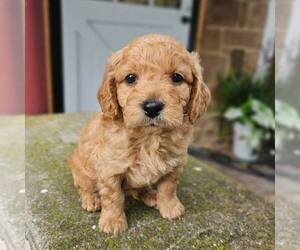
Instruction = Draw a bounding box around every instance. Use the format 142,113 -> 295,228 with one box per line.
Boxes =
25,113 -> 274,249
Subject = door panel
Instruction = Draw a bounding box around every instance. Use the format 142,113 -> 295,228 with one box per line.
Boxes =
62,0 -> 192,112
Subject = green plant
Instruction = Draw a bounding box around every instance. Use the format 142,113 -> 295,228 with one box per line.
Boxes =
224,98 -> 275,150
217,70 -> 275,160
217,71 -> 274,115
275,99 -> 300,149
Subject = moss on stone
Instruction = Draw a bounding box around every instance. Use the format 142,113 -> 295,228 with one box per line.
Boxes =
26,114 -> 274,249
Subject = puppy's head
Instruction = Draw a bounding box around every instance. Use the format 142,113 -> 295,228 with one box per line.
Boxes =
98,34 -> 210,128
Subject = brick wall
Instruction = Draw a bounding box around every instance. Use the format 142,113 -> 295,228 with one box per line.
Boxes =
192,0 -> 270,151
198,0 -> 269,93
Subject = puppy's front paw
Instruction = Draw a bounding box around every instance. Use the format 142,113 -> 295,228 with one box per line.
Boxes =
80,191 -> 101,212
99,212 -> 128,235
158,198 -> 185,219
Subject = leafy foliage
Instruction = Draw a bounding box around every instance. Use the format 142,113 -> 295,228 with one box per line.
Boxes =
217,71 -> 274,115
275,99 -> 300,150
217,71 -> 275,162
224,98 -> 274,150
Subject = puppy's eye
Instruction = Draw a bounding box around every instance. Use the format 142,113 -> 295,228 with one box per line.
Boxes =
171,73 -> 184,84
125,74 -> 137,85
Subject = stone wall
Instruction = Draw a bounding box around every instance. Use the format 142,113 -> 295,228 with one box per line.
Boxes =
198,0 -> 269,93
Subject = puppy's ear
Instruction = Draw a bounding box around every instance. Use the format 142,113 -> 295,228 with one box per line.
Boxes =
187,52 -> 211,124
97,50 -> 123,120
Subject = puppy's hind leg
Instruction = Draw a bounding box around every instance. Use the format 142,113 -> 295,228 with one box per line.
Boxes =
129,188 -> 157,208
68,151 -> 101,212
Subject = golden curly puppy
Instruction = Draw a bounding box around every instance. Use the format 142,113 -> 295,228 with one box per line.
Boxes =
68,34 -> 210,235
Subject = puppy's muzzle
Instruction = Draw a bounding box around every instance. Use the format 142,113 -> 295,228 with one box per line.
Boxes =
142,99 -> 164,118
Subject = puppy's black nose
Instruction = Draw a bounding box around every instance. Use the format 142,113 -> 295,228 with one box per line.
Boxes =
142,100 -> 164,118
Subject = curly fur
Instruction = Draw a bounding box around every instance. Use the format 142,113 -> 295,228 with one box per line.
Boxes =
68,34 -> 211,235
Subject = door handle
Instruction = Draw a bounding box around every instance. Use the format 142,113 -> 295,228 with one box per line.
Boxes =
181,16 -> 191,24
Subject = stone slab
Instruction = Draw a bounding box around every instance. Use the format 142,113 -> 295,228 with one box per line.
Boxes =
25,113 -> 274,249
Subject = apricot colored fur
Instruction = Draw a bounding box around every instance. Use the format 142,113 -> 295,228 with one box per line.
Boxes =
68,34 -> 211,235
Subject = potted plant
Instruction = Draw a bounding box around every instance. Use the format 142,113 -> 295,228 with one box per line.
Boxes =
218,71 -> 274,161
224,98 -> 275,161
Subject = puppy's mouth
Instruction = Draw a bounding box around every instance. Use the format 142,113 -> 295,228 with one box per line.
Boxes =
124,107 -> 182,129
143,116 -> 173,128
148,122 -> 158,128
144,115 -> 162,126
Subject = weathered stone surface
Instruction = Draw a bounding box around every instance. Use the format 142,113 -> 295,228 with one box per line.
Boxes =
0,116 -> 25,250
223,30 -> 262,49
26,114 -> 274,249
276,165 -> 300,249
229,49 -> 245,73
246,1 -> 268,29
200,52 -> 227,85
244,50 -> 260,74
201,28 -> 222,51
205,0 -> 239,27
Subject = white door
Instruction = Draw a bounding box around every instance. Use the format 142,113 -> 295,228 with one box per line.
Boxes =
61,0 -> 193,112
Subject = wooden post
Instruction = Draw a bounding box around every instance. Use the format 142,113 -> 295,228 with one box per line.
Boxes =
196,0 -> 208,53
43,0 -> 53,113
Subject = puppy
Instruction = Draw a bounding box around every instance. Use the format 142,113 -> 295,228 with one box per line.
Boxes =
68,34 -> 210,235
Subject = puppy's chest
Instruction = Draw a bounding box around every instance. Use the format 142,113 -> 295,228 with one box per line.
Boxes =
125,132 -> 188,188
